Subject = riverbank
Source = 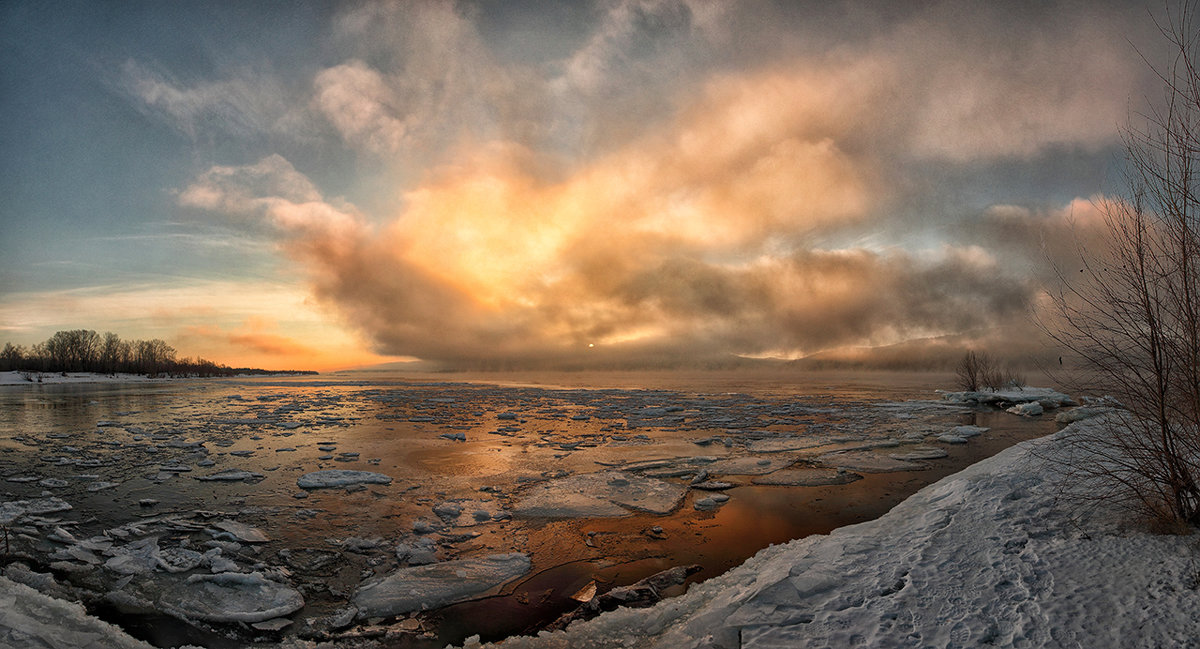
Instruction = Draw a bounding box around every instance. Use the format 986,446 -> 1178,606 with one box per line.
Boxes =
458,414 -> 1200,649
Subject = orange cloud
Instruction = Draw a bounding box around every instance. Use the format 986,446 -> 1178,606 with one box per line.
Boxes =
175,3 -> 1140,369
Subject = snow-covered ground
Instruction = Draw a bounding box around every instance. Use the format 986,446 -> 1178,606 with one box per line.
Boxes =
454,415 -> 1200,649
0,575 -> 159,649
0,371 -> 171,385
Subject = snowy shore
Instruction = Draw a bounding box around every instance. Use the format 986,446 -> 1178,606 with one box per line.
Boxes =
0,371 -> 172,386
458,415 -> 1200,649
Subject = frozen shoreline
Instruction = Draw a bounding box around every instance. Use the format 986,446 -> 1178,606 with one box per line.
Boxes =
0,371 -> 175,386
455,415 -> 1200,649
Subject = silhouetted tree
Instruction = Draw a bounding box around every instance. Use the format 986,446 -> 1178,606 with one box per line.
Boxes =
1047,1 -> 1200,526
0,343 -> 23,371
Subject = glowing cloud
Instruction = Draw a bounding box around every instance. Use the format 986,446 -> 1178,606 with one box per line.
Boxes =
163,0 -> 1151,369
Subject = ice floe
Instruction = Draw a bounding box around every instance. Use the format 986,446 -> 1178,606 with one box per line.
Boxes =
752,467 -> 864,486
297,469 -> 393,489
353,553 -> 531,617
194,468 -> 264,482
514,472 -> 687,518
155,571 -> 303,624
213,520 -> 269,543
817,451 -> 924,473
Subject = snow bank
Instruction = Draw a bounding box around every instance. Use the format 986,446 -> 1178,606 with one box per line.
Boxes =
0,575 -> 156,649
467,417 -> 1200,649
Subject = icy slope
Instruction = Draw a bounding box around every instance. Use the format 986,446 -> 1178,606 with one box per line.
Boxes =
471,417 -> 1200,649
0,576 -> 157,649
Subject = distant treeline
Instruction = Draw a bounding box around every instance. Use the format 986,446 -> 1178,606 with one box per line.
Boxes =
0,329 -> 316,377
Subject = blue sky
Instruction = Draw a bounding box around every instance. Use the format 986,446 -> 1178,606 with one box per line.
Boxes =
0,0 -> 1176,370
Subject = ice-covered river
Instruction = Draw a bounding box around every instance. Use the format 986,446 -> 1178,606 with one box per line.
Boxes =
0,370 -> 1062,647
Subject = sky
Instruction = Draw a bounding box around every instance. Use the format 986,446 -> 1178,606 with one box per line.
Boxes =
0,0 -> 1180,371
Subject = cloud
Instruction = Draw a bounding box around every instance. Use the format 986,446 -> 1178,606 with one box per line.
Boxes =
886,4 -> 1138,161
312,2 -> 548,160
179,317 -> 316,358
118,60 -> 294,140
313,61 -> 409,155
163,0 -> 1155,369
178,119 -> 1058,370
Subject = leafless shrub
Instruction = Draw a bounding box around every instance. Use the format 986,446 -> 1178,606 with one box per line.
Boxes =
1046,1 -> 1200,527
955,350 -> 1023,391
955,350 -> 986,391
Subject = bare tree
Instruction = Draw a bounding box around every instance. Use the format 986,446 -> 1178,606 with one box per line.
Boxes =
1047,1 -> 1200,526
955,350 -> 986,391
99,332 -> 123,374
0,343 -> 23,371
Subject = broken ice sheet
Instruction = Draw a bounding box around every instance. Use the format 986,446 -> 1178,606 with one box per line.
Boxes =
889,446 -> 949,461
752,468 -> 864,486
817,451 -> 925,473
194,469 -> 264,482
297,469 -> 392,489
513,471 -> 687,518
212,521 -> 270,543
705,456 -> 793,476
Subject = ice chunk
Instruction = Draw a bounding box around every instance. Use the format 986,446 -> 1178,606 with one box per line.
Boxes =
395,537 -> 439,565
353,553 -> 530,617
213,520 -> 270,543
195,469 -> 264,482
104,538 -> 161,575
746,438 -> 830,453
159,572 -> 303,623
0,496 -> 72,523
513,471 -> 687,518
692,481 -> 735,491
940,386 -> 1074,408
948,425 -> 989,437
752,468 -> 864,486
817,451 -> 924,473
297,469 -> 392,489
1007,402 -> 1044,416
432,499 -> 504,527
157,547 -> 203,573
890,446 -> 950,461
705,456 -> 793,476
